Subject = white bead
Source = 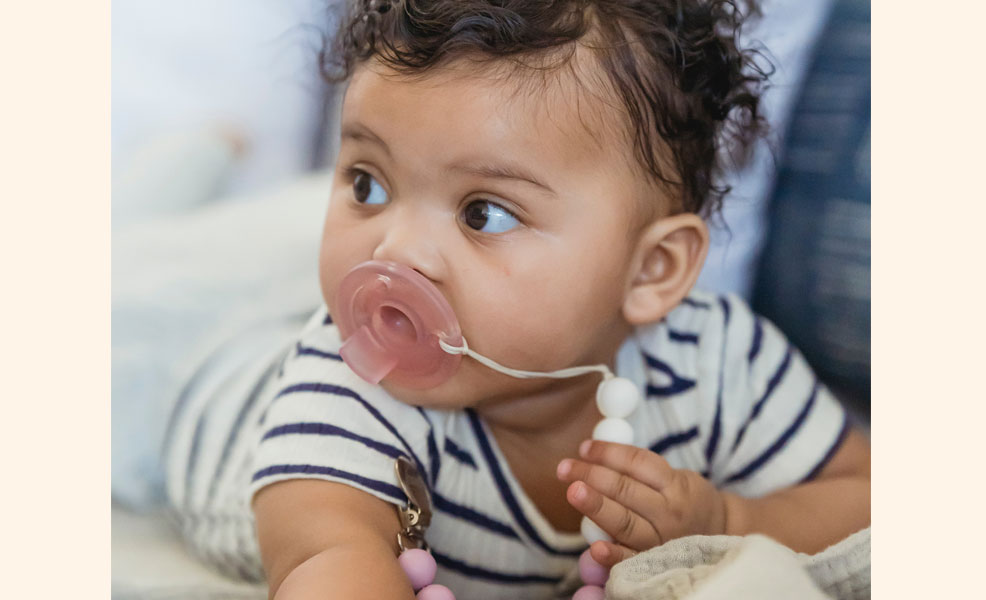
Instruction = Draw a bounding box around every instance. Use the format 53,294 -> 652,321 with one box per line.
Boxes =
595,377 -> 641,419
581,516 -> 612,544
592,418 -> 635,445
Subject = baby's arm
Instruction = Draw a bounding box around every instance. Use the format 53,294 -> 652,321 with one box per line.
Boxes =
723,427 -> 870,553
253,479 -> 416,600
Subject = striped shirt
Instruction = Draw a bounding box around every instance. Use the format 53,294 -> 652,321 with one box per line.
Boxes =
164,289 -> 848,598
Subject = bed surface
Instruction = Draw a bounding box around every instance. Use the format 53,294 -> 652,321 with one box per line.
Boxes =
112,504 -> 266,600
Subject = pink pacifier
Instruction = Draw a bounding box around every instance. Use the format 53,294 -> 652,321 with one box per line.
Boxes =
335,260 -> 463,389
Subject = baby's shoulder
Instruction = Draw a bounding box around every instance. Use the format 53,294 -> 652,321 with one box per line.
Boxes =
273,306 -> 437,428
255,306 -> 444,487
634,289 -> 757,354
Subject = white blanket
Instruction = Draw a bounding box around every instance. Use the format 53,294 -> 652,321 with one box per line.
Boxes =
607,528 -> 870,600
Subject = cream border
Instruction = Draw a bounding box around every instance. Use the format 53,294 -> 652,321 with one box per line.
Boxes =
3,1 -> 110,596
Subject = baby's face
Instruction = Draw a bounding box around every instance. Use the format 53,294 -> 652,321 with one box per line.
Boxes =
320,58 -> 661,410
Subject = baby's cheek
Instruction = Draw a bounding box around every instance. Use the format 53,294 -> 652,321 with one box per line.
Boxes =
480,292 -> 581,367
318,236 -> 364,313
318,242 -> 341,306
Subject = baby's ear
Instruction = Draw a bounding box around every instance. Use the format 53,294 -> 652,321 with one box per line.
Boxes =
623,213 -> 709,325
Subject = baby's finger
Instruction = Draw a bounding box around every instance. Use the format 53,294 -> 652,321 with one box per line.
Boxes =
588,540 -> 637,569
579,440 -> 674,492
557,458 -> 668,524
567,480 -> 662,550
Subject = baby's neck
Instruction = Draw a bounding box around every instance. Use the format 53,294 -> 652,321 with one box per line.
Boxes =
466,303 -> 632,430
474,373 -> 605,533
473,329 -> 628,447
475,373 -> 603,451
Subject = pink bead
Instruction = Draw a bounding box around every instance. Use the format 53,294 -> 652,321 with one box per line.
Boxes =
572,584 -> 606,600
398,548 -> 437,592
416,584 -> 455,600
578,548 -> 609,587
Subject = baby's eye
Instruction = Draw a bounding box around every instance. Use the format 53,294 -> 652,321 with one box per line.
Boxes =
352,170 -> 389,205
461,199 -> 520,234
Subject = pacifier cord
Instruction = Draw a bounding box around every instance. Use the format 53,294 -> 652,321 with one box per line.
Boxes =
438,337 -> 614,382
430,334 -> 637,599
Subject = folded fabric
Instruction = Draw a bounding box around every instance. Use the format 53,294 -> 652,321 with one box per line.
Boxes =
607,528 -> 870,600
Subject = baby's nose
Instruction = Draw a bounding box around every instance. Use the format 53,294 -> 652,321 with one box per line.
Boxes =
371,218 -> 447,283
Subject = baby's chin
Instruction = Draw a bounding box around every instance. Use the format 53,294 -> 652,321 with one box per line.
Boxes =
378,365 -> 566,413
378,379 -> 479,411
378,363 -> 528,411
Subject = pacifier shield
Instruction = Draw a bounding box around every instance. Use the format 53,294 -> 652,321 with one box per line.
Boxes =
335,260 -> 463,389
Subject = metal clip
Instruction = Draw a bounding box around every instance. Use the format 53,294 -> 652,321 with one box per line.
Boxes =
394,456 -> 432,552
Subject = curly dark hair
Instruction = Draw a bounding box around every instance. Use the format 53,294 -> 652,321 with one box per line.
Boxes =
320,0 -> 770,217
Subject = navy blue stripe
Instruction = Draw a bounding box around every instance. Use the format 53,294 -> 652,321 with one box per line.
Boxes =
262,421 -> 406,460
704,297 -> 731,471
417,408 -> 441,487
277,350 -> 288,378
252,464 -> 404,502
205,359 -> 281,505
433,492 -> 521,540
295,342 -> 342,361
649,426 -> 699,454
162,333 -> 256,461
272,382 -> 429,486
719,296 -> 731,324
444,438 -> 478,469
642,352 -> 696,396
800,411 -> 851,483
182,410 -> 207,509
466,409 -> 584,557
427,432 -> 440,486
681,297 -> 711,309
432,550 -> 561,585
732,346 -> 794,452
757,346 -> 794,409
724,381 -> 821,484
705,391 -> 723,468
748,317 -> 764,363
323,313 -> 334,325
667,329 -> 699,344
162,368 -> 208,462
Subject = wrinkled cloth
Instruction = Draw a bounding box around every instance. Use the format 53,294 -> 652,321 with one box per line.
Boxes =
606,528 -> 870,600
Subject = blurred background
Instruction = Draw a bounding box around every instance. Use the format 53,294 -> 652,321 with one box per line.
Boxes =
111,0 -> 869,596
112,0 -> 338,225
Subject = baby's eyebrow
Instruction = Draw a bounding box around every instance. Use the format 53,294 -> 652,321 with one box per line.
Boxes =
447,161 -> 556,196
341,121 -> 554,196
340,122 -> 392,157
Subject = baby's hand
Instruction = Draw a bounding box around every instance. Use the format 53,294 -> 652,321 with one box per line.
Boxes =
556,440 -> 727,568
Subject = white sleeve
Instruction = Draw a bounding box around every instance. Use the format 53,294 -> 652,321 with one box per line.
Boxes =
248,308 -> 439,507
705,294 -> 850,497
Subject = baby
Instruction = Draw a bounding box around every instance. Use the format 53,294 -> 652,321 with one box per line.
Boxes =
165,0 -> 870,598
